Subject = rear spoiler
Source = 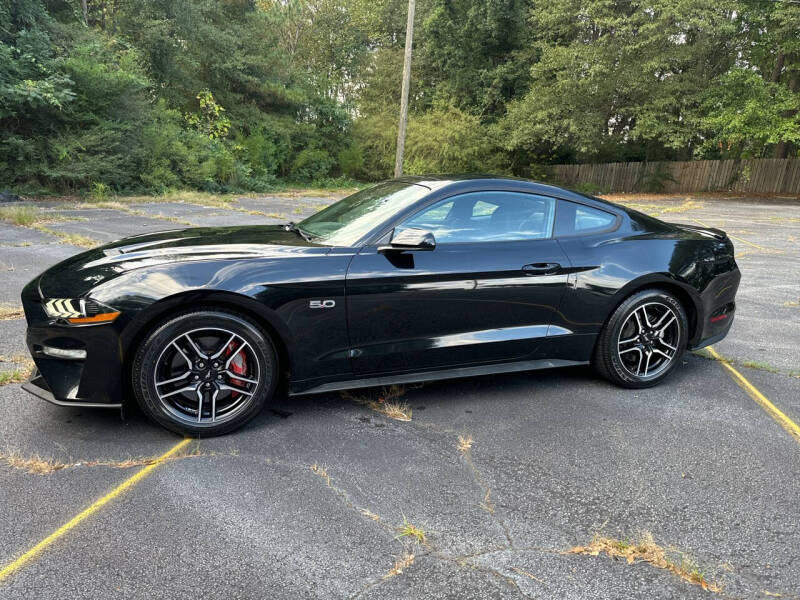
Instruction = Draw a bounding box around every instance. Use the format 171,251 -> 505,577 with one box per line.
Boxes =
668,223 -> 727,240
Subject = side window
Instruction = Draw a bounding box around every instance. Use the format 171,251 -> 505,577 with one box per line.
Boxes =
555,200 -> 616,237
401,200 -> 453,230
395,191 -> 555,243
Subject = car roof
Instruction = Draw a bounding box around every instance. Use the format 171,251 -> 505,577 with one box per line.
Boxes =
392,174 -> 623,212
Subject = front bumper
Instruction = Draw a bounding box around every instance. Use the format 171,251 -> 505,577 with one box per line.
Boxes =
21,277 -> 126,407
22,370 -> 121,409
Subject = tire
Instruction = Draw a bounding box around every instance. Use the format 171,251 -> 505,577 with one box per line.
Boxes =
594,289 -> 688,389
132,308 -> 278,436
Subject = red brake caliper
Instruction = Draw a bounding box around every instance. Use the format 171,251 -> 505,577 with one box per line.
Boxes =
225,341 -> 247,398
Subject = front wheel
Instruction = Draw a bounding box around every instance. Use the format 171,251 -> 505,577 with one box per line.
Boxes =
594,289 -> 688,388
132,309 -> 277,436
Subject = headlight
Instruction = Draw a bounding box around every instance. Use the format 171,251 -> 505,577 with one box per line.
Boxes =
43,298 -> 120,324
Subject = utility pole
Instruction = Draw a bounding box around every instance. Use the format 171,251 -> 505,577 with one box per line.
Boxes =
394,0 -> 415,178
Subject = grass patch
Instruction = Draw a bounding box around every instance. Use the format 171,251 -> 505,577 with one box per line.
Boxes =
0,369 -> 29,385
610,201 -> 664,214
30,225 -> 99,249
1,452 -> 69,474
659,199 -> 702,215
0,353 -> 35,385
1,446 -> 204,475
693,350 -> 792,377
784,299 -> 799,307
0,205 -> 39,226
0,204 -> 100,248
741,360 -> 779,373
341,384 -> 415,421
457,435 -> 473,454
383,552 -> 414,579
0,304 -> 24,320
395,515 -> 427,545
602,196 -> 703,218
117,190 -> 240,209
566,531 -> 720,592
78,200 -> 195,226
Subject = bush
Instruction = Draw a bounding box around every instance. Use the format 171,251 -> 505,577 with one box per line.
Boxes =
351,113 -> 396,180
290,148 -> 335,182
403,102 -> 505,175
337,144 -> 364,179
636,163 -> 677,193
573,181 -> 608,195
89,182 -> 109,201
236,131 -> 279,178
528,163 -> 553,182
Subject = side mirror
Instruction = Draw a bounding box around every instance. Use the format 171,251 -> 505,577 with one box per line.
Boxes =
378,228 -> 436,253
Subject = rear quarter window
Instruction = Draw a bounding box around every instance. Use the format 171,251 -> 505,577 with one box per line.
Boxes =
555,200 -> 617,237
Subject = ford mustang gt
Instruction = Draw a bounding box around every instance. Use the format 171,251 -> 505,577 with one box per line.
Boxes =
21,176 -> 740,436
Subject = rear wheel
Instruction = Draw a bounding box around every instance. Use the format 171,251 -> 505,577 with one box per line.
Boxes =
594,289 -> 688,388
132,309 -> 277,436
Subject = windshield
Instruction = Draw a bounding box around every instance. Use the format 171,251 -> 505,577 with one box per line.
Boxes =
298,182 -> 430,246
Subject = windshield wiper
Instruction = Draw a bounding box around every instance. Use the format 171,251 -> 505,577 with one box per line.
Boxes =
284,222 -> 314,243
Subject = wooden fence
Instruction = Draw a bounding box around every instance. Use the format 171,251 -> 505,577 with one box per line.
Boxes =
550,158 -> 800,194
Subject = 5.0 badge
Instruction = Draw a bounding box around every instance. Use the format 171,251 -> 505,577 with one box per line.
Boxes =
309,300 -> 336,309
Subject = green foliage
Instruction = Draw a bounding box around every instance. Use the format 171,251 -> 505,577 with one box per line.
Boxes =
351,112 -> 397,180
185,91 -> 231,141
291,148 -> 335,182
636,164 -> 678,193
1,0 -> 799,193
697,69 -> 800,158
403,102 -> 508,175
418,0 -> 533,118
527,164 -> 553,182
338,144 -> 365,179
572,182 -> 607,196
90,182 -> 109,201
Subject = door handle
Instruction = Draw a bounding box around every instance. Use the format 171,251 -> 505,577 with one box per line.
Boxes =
522,262 -> 561,275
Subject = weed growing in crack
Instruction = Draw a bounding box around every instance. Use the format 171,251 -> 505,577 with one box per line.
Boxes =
1,446 -> 206,475
360,509 -> 382,523
741,360 -> 778,373
457,435 -> 473,454
1,452 -> 69,474
0,305 -> 24,320
480,488 -> 495,514
383,552 -> 414,579
395,515 -> 426,545
566,531 -> 721,592
341,384 -> 416,421
510,566 -> 546,586
311,462 -> 332,486
0,354 -> 35,385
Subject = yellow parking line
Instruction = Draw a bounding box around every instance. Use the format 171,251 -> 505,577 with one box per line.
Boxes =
0,438 -> 191,583
707,347 -> 800,444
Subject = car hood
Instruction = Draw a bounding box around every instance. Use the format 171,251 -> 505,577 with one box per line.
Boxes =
36,225 -> 326,298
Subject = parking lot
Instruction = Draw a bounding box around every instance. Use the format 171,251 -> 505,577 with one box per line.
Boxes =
0,192 -> 798,599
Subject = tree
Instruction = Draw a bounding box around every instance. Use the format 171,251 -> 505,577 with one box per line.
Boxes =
500,0 -> 742,163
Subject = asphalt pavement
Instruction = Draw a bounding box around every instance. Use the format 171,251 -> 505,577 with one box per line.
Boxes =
0,192 -> 798,599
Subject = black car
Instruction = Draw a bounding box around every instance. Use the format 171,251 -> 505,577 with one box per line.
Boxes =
21,176 -> 740,436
